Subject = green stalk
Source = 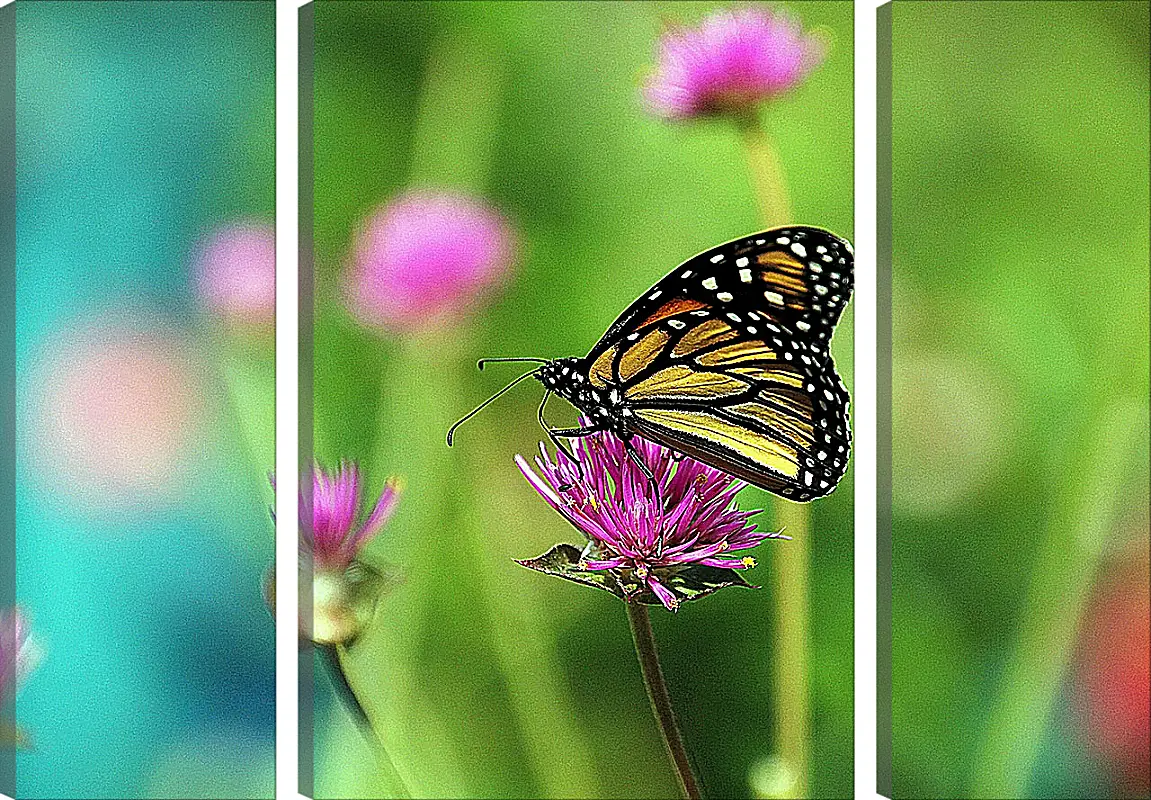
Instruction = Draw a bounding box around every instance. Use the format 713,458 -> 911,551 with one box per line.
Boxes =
626,602 -> 702,800
770,499 -> 811,799
330,645 -> 412,799
467,417 -> 602,797
970,398 -> 1145,798
736,113 -> 810,799
738,116 -> 794,232
370,27 -> 600,797
366,329 -> 473,798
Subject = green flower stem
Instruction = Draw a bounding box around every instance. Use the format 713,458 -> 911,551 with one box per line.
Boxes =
737,113 -> 810,799
332,644 -> 412,799
368,329 -> 474,797
738,115 -> 794,230
770,500 -> 811,799
970,398 -> 1145,798
468,417 -> 603,797
211,327 -> 276,475
626,601 -> 702,800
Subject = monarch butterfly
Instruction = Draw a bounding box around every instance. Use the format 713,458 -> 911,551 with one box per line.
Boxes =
448,226 -> 853,502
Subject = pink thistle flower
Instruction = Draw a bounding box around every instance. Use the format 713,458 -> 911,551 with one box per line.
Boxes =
344,190 -> 517,333
193,221 -> 276,324
516,429 -> 785,612
265,463 -> 403,646
643,6 -> 827,121
306,461 -> 401,572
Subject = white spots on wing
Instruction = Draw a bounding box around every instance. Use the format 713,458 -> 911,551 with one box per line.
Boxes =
806,383 -> 816,392
764,290 -> 784,306
755,239 -> 765,245
776,236 -> 790,245
765,322 -> 779,333
726,312 -> 741,322
702,277 -> 718,290
681,270 -> 693,279
803,472 -> 813,487
810,263 -> 823,274
691,310 -> 709,316
716,291 -> 734,302
710,253 -> 724,264
668,319 -> 686,330
796,320 -> 812,332
790,242 -> 807,258
784,352 -> 793,360
816,246 -> 827,254
748,311 -> 760,321
739,268 -> 753,283
736,256 -> 750,268
844,241 -> 853,255
822,254 -> 833,262
824,389 -> 835,401
747,326 -> 757,334
800,355 -> 811,365
815,285 -> 828,296
649,290 -> 662,300
817,450 -> 827,460
627,332 -> 639,341
820,479 -> 830,489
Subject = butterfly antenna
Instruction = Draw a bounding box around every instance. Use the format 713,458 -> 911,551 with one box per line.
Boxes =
477,357 -> 549,371
447,368 -> 540,446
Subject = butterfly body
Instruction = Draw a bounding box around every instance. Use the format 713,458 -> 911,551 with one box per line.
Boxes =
454,226 -> 853,503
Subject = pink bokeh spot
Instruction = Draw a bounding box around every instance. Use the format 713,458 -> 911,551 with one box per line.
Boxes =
30,325 -> 205,512
344,190 -> 517,333
1075,554 -> 1151,793
643,6 -> 827,120
194,221 -> 276,324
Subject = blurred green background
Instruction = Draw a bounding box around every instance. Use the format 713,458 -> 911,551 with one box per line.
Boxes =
891,2 -> 1149,798
14,2 -> 275,798
310,2 -> 853,798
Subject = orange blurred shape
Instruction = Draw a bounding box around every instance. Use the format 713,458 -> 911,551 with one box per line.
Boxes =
1075,549 -> 1151,794
28,322 -> 206,514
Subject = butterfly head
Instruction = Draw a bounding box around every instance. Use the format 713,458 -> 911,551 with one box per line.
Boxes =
536,356 -> 630,434
534,357 -> 581,394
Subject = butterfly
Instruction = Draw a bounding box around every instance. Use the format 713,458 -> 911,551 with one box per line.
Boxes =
448,226 -> 853,502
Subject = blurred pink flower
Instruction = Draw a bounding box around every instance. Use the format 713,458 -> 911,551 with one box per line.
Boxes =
266,463 -> 403,646
307,461 -> 401,572
344,190 -> 517,333
643,6 -> 826,120
194,221 -> 276,324
1,607 -> 41,745
29,325 -> 205,513
1074,554 -> 1150,794
0,608 -> 40,705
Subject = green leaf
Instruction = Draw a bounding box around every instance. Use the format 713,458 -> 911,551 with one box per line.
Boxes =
516,544 -> 757,608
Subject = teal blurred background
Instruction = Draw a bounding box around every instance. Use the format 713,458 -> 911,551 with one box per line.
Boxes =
891,2 -> 1149,798
15,2 -> 275,798
311,2 -> 853,798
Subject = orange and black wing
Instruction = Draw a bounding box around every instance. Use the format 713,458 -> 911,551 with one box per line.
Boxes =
583,226 -> 852,501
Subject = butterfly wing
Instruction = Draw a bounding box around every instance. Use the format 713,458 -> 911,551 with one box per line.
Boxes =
583,226 -> 853,501
589,226 -> 853,364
